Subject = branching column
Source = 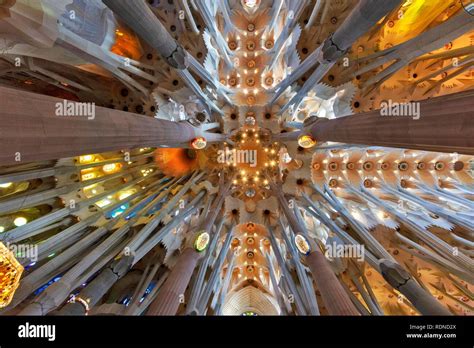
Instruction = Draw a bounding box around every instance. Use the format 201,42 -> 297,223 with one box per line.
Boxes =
146,180 -> 232,315
277,0 -> 401,110
379,260 -> 451,315
57,256 -> 134,315
102,0 -> 187,69
270,181 -> 359,315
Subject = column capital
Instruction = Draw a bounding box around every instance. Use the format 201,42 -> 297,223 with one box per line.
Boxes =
379,259 -> 411,289
167,44 -> 188,70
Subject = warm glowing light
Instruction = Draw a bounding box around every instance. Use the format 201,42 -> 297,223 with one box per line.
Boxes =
81,173 -> 96,181
0,183 -> 12,188
141,168 -> 153,177
79,155 -> 95,163
13,217 -> 27,227
118,190 -> 135,201
102,163 -> 120,173
0,226 -> 4,233
111,26 -> 142,60
0,241 -> 24,308
191,137 -> 207,150
298,135 -> 317,149
154,148 -> 200,177
96,199 -> 112,208
84,184 -> 99,198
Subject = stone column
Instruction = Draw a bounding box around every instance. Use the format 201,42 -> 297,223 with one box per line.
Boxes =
379,259 -> 451,315
194,227 -> 234,313
275,0 -> 401,108
270,180 -> 358,315
269,181 -> 304,235
56,256 -> 133,315
146,179 -> 230,315
305,249 -> 360,316
307,89 -> 474,155
185,219 -> 225,315
0,86 -> 224,165
321,0 -> 402,62
267,226 -> 308,315
102,0 -> 187,69
146,247 -> 200,315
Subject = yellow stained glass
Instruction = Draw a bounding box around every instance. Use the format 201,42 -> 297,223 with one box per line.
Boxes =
0,242 -> 23,308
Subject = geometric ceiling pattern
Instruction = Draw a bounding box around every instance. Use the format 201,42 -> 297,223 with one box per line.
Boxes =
0,0 -> 472,316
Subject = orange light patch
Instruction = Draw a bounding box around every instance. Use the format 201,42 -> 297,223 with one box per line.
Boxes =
154,148 -> 201,177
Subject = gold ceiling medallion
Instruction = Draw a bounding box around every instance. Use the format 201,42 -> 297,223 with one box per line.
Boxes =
190,137 -> 207,150
298,135 -> 317,149
294,234 -> 311,255
194,231 -> 210,252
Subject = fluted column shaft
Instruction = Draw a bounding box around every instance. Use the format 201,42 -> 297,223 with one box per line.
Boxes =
305,250 -> 360,315
102,0 -> 187,69
0,86 -> 223,165
202,180 -> 232,233
146,248 -> 200,315
270,181 -> 358,315
146,180 -> 230,315
195,228 -> 234,313
270,181 -> 303,235
308,89 -> 474,155
379,260 -> 451,315
322,0 -> 401,62
57,268 -> 122,315
275,0 -> 401,108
